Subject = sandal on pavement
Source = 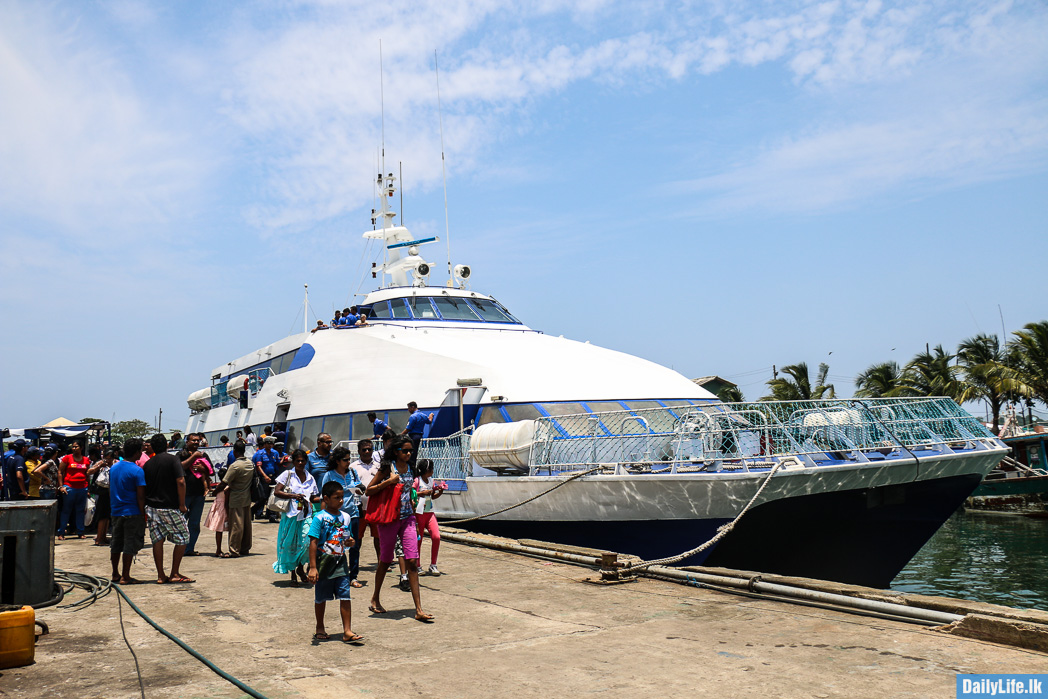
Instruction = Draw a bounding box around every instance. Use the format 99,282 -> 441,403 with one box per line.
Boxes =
168,575 -> 195,583
312,632 -> 330,641
342,633 -> 364,644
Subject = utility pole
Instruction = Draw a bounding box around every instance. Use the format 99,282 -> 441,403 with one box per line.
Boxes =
772,365 -> 778,379
158,408 -> 163,433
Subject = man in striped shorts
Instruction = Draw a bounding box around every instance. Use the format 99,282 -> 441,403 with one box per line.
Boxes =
142,433 -> 194,584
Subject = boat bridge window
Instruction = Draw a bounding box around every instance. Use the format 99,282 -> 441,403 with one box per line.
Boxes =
365,295 -> 522,324
408,297 -> 439,319
432,296 -> 481,321
468,298 -> 514,322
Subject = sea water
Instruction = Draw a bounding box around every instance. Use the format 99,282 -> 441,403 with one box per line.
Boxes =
892,510 -> 1048,611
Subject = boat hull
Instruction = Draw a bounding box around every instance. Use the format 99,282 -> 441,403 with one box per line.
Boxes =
436,448 -> 1005,588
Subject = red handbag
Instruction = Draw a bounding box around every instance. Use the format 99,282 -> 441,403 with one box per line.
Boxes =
365,482 -> 403,524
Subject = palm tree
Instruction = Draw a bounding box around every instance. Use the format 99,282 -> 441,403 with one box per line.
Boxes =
896,345 -> 965,400
716,385 -> 746,403
956,333 -> 1022,432
762,362 -> 835,401
854,361 -> 903,398
1009,321 -> 1048,407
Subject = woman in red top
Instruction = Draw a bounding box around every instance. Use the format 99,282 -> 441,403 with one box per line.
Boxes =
58,442 -> 91,539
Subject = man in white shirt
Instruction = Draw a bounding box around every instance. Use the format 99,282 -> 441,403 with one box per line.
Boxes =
349,438 -> 382,560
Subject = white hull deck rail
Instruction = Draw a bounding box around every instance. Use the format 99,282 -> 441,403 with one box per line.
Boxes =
422,397 -> 1001,478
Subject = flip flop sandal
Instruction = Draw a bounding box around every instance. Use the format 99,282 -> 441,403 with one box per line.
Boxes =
312,632 -> 330,641
342,634 -> 364,644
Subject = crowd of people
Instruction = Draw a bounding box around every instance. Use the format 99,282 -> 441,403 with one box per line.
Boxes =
1,404 -> 447,641
311,306 -> 370,333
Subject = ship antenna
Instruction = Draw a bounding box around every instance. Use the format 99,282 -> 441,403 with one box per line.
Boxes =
435,50 -> 452,283
379,40 -> 385,170
303,284 -> 309,334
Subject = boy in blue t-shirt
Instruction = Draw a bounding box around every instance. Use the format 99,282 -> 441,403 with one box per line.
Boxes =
307,480 -> 362,643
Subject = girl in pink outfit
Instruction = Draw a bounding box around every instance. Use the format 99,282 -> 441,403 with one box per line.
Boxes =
413,459 -> 444,576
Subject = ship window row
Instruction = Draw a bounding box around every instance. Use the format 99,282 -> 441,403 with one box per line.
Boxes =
199,399 -> 714,453
364,296 -> 520,324
201,409 -> 414,454
221,349 -> 299,384
477,399 -> 713,435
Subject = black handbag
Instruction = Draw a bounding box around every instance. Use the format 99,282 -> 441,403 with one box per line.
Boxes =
251,472 -> 268,504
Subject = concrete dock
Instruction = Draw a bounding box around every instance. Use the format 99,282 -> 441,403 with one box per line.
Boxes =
5,522 -> 1046,698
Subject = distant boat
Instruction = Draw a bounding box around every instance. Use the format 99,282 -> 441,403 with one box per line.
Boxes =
967,432 -> 1048,517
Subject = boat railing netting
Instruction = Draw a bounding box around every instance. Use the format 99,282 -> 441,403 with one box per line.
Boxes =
421,431 -> 472,480
531,397 -> 995,471
421,397 -> 998,478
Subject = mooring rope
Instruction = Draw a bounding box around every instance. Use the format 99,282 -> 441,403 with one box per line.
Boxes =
620,458 -> 787,573
440,455 -> 787,575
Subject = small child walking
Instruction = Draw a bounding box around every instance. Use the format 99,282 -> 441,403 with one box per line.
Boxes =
307,481 -> 363,644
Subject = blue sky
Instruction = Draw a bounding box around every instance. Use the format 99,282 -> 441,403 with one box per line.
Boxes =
1,0 -> 1046,430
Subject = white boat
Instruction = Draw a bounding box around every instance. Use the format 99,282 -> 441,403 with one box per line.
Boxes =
187,169 -> 1007,588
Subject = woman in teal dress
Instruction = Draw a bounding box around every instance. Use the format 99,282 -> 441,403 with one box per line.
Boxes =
272,449 -> 320,585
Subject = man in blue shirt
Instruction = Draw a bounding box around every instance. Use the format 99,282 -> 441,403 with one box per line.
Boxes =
3,440 -> 28,500
109,437 -> 147,584
307,433 -> 333,480
252,437 -> 282,521
368,412 -> 388,439
401,401 -> 434,467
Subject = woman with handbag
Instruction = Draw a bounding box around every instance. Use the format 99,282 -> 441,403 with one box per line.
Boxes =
87,448 -> 117,546
272,449 -> 320,586
365,435 -> 433,622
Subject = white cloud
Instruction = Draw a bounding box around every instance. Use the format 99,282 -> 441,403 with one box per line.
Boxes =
218,1 -> 1048,228
0,3 -> 207,240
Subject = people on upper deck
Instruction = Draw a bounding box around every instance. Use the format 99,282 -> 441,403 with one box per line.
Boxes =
311,320 -> 328,333
332,309 -> 342,326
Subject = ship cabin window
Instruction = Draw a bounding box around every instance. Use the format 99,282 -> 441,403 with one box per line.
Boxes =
391,299 -> 412,319
585,401 -> 627,414
408,296 -> 439,319
352,413 -> 374,442
468,298 -> 514,322
540,402 -> 586,417
300,417 -> 324,451
369,302 -> 392,319
477,406 -> 507,426
323,414 -> 351,446
387,409 -> 410,434
432,296 -> 481,321
504,404 -> 542,422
